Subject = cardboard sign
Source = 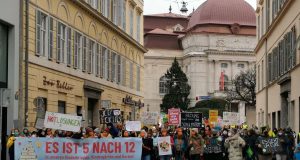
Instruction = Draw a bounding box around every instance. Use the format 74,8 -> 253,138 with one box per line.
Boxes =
168,108 -> 180,125
44,111 -> 82,132
15,138 -> 142,160
223,112 -> 240,125
141,112 -> 158,125
260,137 -> 282,154
99,109 -> 122,124
181,112 -> 202,128
125,121 -> 141,131
158,136 -> 172,155
209,110 -> 218,123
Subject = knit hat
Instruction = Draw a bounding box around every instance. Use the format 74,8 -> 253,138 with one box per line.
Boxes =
191,128 -> 198,134
94,128 -> 100,134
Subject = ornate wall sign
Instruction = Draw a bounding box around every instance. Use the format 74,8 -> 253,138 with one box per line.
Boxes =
43,76 -> 74,91
122,95 -> 144,107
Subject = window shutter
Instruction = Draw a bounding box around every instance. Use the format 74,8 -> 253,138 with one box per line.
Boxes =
82,36 -> 87,72
117,55 -> 121,84
67,27 -> 72,66
122,58 -> 126,86
56,22 -> 61,62
36,10 -> 41,56
107,50 -> 111,81
74,32 -> 78,69
48,17 -> 54,59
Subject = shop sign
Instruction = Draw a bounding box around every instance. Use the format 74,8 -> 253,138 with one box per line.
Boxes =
43,76 -> 74,91
99,109 -> 122,124
122,95 -> 144,107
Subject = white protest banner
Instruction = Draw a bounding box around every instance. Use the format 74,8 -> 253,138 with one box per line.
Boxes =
141,112 -> 158,125
125,121 -> 141,131
44,111 -> 82,132
223,112 -> 240,125
158,136 -> 172,156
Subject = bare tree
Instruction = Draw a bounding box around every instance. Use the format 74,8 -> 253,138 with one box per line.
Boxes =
226,68 -> 256,106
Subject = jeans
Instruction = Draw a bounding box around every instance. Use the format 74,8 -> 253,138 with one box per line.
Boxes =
142,154 -> 151,160
276,154 -> 287,160
160,155 -> 171,160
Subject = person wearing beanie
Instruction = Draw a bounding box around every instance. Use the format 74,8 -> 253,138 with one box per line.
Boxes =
224,129 -> 246,160
94,128 -> 101,138
101,128 -> 112,138
85,127 -> 94,138
189,128 -> 204,160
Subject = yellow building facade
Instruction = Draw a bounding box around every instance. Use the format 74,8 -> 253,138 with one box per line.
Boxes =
23,0 -> 146,129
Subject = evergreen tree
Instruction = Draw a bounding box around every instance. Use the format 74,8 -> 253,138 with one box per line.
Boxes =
161,58 -> 191,112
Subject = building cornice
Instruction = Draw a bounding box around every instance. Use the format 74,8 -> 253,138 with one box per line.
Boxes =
204,50 -> 255,56
255,0 -> 294,53
72,0 -> 147,53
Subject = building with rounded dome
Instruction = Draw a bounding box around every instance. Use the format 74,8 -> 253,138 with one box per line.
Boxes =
143,0 -> 257,125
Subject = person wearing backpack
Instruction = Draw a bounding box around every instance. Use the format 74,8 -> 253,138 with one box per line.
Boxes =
244,129 -> 258,160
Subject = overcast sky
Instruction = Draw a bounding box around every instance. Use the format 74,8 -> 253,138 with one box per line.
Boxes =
144,0 -> 256,15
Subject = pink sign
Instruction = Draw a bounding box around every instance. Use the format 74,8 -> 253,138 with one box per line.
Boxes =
168,108 -> 180,125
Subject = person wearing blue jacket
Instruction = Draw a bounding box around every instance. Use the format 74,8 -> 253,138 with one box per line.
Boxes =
107,123 -> 119,138
174,128 -> 188,160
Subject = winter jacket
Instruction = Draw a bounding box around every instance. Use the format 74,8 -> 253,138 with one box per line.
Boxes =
174,135 -> 188,153
188,135 -> 204,155
224,134 -> 246,160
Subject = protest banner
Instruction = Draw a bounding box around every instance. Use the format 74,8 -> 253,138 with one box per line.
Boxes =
99,109 -> 122,124
141,112 -> 158,125
158,136 -> 172,156
125,121 -> 141,131
15,137 -> 142,160
223,112 -> 240,125
44,111 -> 82,132
181,112 -> 202,128
209,110 -> 218,123
260,137 -> 282,154
168,108 -> 180,125
204,137 -> 222,154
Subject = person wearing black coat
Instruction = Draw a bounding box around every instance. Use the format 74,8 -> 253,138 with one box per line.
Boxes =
141,130 -> 153,160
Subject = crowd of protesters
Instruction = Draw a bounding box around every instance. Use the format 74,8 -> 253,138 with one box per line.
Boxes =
6,122 -> 300,160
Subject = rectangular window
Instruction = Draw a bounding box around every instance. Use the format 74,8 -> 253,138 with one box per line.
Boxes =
136,66 -> 140,91
268,54 -> 272,82
89,0 -> 99,10
36,97 -> 47,119
292,28 -> 296,66
117,55 -> 121,84
67,28 -> 72,66
74,32 -> 82,69
221,63 -> 228,68
266,0 -> 270,28
104,49 -> 111,80
112,0 -> 118,24
48,17 -> 54,59
130,7 -> 134,36
36,10 -> 47,56
57,22 -> 67,63
82,36 -> 87,72
237,63 -> 244,69
130,62 -> 133,89
122,0 -> 126,30
58,101 -> 66,114
0,23 -> 8,88
137,13 -> 141,42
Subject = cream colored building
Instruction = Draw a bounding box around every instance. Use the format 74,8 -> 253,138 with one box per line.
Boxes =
21,0 -> 146,129
255,0 -> 300,131
143,0 -> 257,126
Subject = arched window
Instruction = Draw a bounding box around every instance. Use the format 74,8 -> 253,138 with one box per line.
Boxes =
159,76 -> 168,94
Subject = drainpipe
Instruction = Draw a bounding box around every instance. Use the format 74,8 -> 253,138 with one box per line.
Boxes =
24,0 -> 29,127
19,0 -> 24,129
265,39 -> 268,126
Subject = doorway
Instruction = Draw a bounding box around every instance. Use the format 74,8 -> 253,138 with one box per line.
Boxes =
1,107 -> 7,160
88,98 -> 98,127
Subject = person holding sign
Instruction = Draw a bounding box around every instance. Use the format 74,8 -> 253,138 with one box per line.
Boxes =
159,128 -> 173,160
224,129 -> 246,160
256,129 -> 273,160
188,128 -> 204,160
140,130 -> 153,160
275,129 -> 289,160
